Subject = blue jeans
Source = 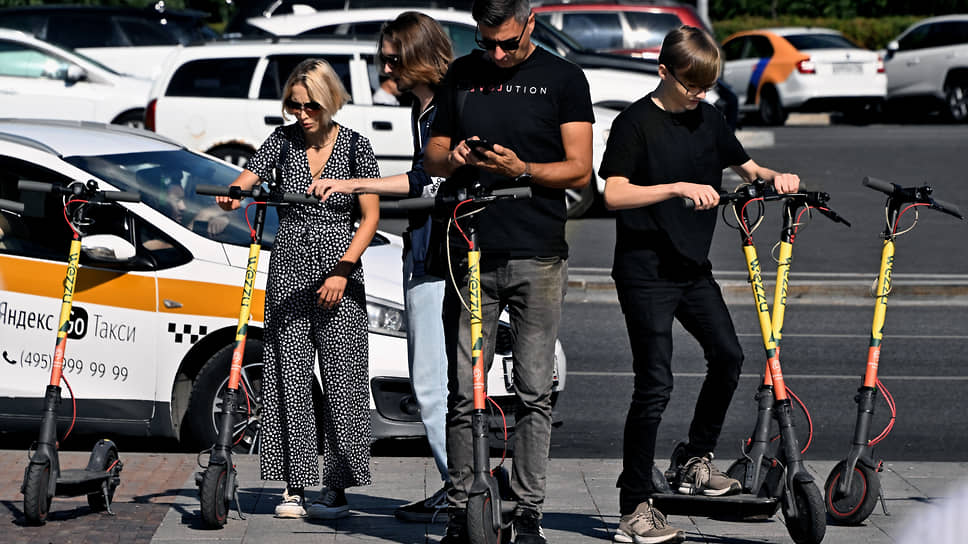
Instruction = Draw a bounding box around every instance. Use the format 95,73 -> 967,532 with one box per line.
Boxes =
615,276 -> 744,515
443,256 -> 567,512
403,249 -> 449,482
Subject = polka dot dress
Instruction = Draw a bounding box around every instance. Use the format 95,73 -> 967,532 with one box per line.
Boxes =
246,122 -> 379,490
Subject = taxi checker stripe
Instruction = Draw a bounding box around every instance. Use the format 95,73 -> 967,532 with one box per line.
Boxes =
0,255 -> 265,321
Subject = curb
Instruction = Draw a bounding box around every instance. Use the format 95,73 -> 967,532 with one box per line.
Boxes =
566,271 -> 968,305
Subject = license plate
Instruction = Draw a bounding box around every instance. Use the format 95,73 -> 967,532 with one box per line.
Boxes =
833,63 -> 863,74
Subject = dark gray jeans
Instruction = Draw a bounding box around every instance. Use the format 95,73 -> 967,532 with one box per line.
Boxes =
443,255 -> 567,513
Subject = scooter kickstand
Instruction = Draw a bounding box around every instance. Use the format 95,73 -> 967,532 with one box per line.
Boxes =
102,480 -> 116,516
233,482 -> 246,520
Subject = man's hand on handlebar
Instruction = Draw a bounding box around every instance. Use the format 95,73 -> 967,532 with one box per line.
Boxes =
772,173 -> 800,194
307,178 -> 354,202
676,182 -> 721,210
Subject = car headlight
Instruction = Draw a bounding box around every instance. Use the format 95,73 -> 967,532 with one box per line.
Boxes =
366,296 -> 406,337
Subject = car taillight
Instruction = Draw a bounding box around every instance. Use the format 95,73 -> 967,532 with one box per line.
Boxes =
796,58 -> 815,74
145,98 -> 156,132
876,56 -> 885,73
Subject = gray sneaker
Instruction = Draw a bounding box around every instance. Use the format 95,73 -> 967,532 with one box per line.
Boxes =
614,500 -> 684,544
676,453 -> 741,496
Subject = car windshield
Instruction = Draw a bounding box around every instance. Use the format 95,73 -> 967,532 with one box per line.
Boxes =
785,33 -> 859,50
63,149 -> 281,249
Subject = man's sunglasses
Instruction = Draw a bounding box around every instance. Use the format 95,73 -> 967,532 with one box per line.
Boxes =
379,52 -> 402,69
475,21 -> 528,52
285,99 -> 323,113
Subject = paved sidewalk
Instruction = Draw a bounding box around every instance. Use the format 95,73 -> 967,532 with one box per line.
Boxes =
2,449 -> 965,543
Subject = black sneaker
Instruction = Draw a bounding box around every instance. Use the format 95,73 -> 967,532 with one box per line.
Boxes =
394,486 -> 448,522
441,510 -> 468,544
513,508 -> 547,544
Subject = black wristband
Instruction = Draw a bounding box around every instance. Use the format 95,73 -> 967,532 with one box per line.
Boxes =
330,260 -> 356,278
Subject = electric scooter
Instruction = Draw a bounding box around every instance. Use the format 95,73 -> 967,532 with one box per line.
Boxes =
384,183 -> 531,544
649,180 -> 833,544
192,178 -> 317,528
14,179 -> 139,525
824,176 -> 963,525
727,190 -> 850,500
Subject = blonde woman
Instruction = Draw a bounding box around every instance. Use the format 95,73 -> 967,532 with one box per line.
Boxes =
217,58 -> 380,520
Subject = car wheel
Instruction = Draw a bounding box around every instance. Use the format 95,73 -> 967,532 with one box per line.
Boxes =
186,341 -> 264,454
944,78 -> 968,123
209,145 -> 253,168
565,178 -> 596,218
113,110 -> 145,130
758,86 -> 787,126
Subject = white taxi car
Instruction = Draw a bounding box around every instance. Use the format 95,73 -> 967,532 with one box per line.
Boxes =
0,29 -> 151,128
721,27 -> 886,125
0,119 -> 566,451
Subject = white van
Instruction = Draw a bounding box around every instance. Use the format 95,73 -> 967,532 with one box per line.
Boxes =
0,119 -> 566,451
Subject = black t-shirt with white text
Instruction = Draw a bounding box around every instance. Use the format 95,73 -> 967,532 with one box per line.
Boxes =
432,47 -> 594,258
598,94 -> 749,283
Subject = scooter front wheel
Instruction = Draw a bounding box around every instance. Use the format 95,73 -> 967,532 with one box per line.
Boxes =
783,479 -> 826,544
467,490 -> 506,544
199,464 -> 230,528
23,463 -> 53,525
824,460 -> 880,525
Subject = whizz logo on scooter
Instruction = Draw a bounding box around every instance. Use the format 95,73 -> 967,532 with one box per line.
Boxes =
62,250 -> 79,304
748,258 -> 770,314
239,256 -> 258,310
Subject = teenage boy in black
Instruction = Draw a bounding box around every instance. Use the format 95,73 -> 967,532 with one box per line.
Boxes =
424,0 -> 594,542
598,26 -> 800,543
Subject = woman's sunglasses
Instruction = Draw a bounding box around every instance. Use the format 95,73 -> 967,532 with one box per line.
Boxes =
285,99 -> 323,113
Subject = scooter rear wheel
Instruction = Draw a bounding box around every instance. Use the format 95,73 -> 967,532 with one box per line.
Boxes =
467,491 -> 504,544
199,464 -> 230,528
23,463 -> 52,525
824,460 -> 880,525
87,448 -> 120,512
783,479 -> 826,544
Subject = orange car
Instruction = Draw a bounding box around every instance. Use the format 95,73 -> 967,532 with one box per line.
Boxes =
721,28 -> 886,125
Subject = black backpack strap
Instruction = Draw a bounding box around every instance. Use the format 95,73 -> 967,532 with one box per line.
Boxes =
348,130 -> 359,179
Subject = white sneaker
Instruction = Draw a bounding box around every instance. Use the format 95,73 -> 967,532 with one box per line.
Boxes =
307,488 -> 350,519
274,489 -> 306,518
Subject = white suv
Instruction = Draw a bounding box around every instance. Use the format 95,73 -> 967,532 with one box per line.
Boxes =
146,36 -> 619,218
0,29 -> 151,128
884,15 -> 968,122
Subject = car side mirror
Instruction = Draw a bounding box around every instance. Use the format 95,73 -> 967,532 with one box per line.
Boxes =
65,65 -> 86,83
81,234 -> 137,263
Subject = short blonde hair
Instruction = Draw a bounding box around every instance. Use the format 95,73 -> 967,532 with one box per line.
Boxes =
281,58 -> 350,122
658,26 -> 722,88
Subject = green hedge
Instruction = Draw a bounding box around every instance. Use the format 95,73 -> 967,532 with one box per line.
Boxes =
712,15 -> 925,50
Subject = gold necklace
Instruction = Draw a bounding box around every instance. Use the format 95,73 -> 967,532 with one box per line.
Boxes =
307,126 -> 337,150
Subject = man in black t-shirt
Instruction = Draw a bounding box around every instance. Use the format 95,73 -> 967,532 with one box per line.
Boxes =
598,26 -> 800,543
424,1 -> 594,543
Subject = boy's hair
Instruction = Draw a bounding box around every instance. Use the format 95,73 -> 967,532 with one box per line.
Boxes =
658,25 -> 722,88
472,0 -> 531,26
379,11 -> 453,88
281,58 -> 350,121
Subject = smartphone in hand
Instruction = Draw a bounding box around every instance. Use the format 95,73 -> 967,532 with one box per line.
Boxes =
465,138 -> 494,157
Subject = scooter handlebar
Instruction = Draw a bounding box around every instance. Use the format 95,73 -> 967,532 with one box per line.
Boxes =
17,180 -> 55,194
195,184 -> 319,205
862,176 -> 896,195
382,186 -> 533,211
0,198 -> 24,214
931,198 -> 964,220
103,191 -> 141,203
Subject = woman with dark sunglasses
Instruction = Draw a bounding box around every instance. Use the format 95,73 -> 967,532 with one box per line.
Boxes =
216,58 -> 380,521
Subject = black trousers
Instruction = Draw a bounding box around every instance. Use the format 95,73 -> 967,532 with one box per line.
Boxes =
615,276 -> 744,515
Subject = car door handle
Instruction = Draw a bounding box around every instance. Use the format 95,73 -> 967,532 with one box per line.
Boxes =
372,121 -> 393,130
264,116 -> 284,125
906,58 -> 920,65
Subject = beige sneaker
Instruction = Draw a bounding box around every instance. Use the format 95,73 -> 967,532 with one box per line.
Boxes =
274,489 -> 306,518
614,500 -> 684,544
677,453 -> 741,497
